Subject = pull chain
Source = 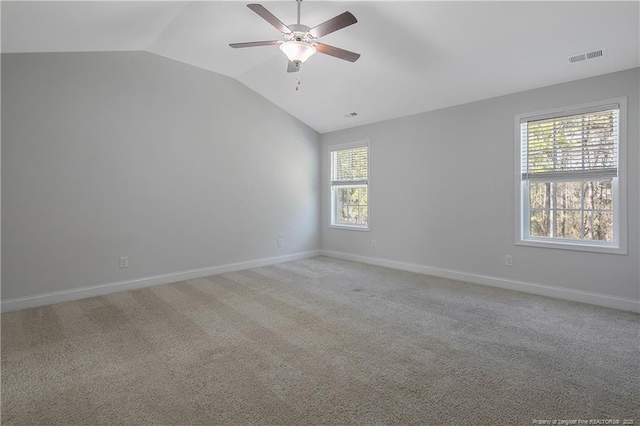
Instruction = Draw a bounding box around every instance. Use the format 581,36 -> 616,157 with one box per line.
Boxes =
294,61 -> 302,91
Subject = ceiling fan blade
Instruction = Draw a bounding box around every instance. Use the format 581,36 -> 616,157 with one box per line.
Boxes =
315,43 -> 361,62
309,11 -> 357,38
287,61 -> 300,73
229,40 -> 282,48
247,4 -> 292,34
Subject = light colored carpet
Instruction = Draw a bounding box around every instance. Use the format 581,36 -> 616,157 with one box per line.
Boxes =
1,256 -> 638,425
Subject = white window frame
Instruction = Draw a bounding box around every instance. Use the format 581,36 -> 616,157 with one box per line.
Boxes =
515,97 -> 627,254
329,141 -> 370,231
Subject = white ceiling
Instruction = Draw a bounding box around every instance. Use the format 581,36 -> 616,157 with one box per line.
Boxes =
2,1 -> 639,133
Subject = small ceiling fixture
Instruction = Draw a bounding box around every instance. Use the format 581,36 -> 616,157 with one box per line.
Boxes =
230,0 -> 360,73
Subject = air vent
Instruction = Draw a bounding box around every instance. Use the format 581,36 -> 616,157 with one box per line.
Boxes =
568,48 -> 605,64
586,49 -> 604,59
344,112 -> 359,118
568,53 -> 587,63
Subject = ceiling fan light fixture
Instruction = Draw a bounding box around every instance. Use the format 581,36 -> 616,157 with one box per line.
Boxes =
279,41 -> 316,63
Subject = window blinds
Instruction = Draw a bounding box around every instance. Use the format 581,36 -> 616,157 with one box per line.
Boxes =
521,105 -> 619,182
330,145 -> 368,186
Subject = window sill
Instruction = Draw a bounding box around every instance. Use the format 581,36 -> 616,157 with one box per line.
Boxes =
516,238 -> 626,255
329,224 -> 370,232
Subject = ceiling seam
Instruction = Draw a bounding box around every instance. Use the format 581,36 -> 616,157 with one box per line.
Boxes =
144,1 -> 193,53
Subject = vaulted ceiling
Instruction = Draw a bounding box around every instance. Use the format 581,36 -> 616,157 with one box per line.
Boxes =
3,1 -> 639,133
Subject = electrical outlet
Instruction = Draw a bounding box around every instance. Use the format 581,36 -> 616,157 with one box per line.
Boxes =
505,255 -> 513,267
277,238 -> 284,248
119,256 -> 129,268
371,240 -> 377,248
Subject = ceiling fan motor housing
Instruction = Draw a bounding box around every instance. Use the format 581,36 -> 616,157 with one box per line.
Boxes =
286,24 -> 314,43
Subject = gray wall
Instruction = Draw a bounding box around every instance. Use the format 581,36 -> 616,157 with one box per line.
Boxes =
3,51 -> 638,307
321,68 -> 639,302
2,51 -> 320,300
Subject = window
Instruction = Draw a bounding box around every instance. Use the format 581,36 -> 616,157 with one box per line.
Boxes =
516,98 -> 627,253
330,142 -> 369,230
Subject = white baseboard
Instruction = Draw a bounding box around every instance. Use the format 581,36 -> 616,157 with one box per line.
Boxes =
4,249 -> 637,314
319,250 -> 640,313
1,250 -> 320,313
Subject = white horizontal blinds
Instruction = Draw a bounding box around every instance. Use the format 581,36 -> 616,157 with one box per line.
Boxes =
521,105 -> 619,182
330,145 -> 368,186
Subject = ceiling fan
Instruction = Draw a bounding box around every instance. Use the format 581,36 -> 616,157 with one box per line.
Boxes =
229,0 -> 360,73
